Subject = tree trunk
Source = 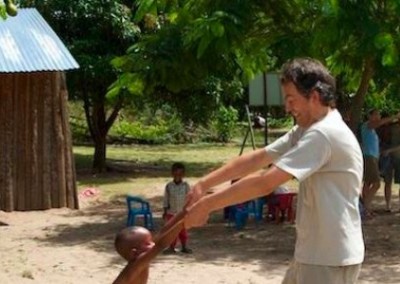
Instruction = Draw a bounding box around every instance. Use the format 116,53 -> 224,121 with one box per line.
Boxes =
93,133 -> 107,173
0,72 -> 78,211
83,89 -> 123,173
349,57 -> 375,132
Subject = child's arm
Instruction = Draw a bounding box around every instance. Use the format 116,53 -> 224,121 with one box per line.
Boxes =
113,267 -> 149,284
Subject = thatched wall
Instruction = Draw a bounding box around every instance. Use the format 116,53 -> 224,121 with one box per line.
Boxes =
0,71 -> 78,211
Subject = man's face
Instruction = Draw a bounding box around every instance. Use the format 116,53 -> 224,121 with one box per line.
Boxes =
282,82 -> 314,128
369,110 -> 381,122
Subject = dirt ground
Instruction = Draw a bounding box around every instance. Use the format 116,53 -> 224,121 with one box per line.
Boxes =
1,184 -> 400,284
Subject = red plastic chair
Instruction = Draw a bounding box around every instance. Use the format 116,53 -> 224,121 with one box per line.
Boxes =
272,193 -> 297,224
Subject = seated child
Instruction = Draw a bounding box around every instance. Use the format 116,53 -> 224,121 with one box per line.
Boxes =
266,186 -> 291,221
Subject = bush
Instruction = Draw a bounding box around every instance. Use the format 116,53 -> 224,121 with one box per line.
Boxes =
208,106 -> 239,143
68,101 -> 91,143
109,105 -> 193,144
267,116 -> 293,129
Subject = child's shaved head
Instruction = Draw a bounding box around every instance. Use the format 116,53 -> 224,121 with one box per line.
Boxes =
115,226 -> 154,261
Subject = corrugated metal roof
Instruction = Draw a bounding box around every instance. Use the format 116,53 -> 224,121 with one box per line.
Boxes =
0,8 -> 79,73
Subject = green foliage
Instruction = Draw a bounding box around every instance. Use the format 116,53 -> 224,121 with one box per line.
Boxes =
0,3 -> 7,20
68,101 -> 90,142
110,120 -> 170,144
108,105 -> 191,144
209,106 -> 238,143
21,0 -> 140,102
110,0 -> 273,113
364,89 -> 400,116
267,116 -> 293,129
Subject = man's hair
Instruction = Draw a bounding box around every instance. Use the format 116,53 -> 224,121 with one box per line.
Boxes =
171,162 -> 185,172
280,58 -> 336,106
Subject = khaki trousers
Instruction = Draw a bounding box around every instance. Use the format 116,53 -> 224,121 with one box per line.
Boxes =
282,261 -> 361,284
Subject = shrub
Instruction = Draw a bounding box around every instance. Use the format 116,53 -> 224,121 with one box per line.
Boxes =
209,106 -> 239,143
267,116 -> 293,129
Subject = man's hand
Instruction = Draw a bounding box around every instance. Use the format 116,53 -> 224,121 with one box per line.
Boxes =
184,199 -> 211,229
185,182 -> 205,207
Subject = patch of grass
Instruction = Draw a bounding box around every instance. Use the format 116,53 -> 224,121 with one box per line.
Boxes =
74,137 -> 294,204
75,143 -> 242,202
74,143 -> 242,174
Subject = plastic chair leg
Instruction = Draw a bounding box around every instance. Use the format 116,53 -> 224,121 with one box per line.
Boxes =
256,199 -> 265,221
149,214 -> 154,230
127,213 -> 133,226
235,211 -> 248,230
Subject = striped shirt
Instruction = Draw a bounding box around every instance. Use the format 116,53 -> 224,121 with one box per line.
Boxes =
163,181 -> 190,214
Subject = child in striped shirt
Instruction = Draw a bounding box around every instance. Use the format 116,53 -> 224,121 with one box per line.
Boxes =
163,162 -> 192,254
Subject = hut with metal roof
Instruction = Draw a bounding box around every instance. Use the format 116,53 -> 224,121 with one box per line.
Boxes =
0,8 -> 79,211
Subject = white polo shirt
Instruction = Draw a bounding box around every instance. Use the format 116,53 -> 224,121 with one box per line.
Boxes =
265,109 -> 364,266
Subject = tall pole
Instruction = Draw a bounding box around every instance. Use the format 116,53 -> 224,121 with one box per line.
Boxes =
263,72 -> 269,146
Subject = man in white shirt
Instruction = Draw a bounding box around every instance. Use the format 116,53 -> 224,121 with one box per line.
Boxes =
184,58 -> 364,284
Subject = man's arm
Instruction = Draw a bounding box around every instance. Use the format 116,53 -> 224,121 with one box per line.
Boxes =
368,113 -> 400,129
381,144 -> 400,155
187,148 -> 274,205
185,166 -> 293,229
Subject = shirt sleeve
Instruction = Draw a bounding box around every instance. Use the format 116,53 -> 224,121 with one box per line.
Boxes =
265,125 -> 304,160
273,129 -> 332,182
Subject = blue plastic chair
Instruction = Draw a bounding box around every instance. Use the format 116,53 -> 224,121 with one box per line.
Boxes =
255,197 -> 267,221
228,200 -> 260,230
126,196 -> 154,230
228,204 -> 248,230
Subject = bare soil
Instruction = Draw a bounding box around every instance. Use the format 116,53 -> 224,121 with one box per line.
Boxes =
0,185 -> 399,284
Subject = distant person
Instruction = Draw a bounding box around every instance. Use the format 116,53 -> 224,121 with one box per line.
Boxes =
380,119 -> 400,212
163,162 -> 192,253
266,186 -> 291,221
253,115 -> 266,128
361,109 -> 400,216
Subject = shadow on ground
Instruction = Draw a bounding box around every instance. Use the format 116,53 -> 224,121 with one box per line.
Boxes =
36,193 -> 400,283
75,153 -> 223,179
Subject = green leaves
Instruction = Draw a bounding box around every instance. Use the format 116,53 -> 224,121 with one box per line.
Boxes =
134,0 -> 158,22
183,11 -> 231,59
210,21 -> 225,37
374,33 -> 393,49
374,33 -> 398,66
0,4 -> 7,20
107,73 -> 145,100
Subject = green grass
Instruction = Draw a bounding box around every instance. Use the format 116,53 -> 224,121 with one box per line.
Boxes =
74,129 -> 290,203
75,143 -> 247,201
75,143 -> 245,173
